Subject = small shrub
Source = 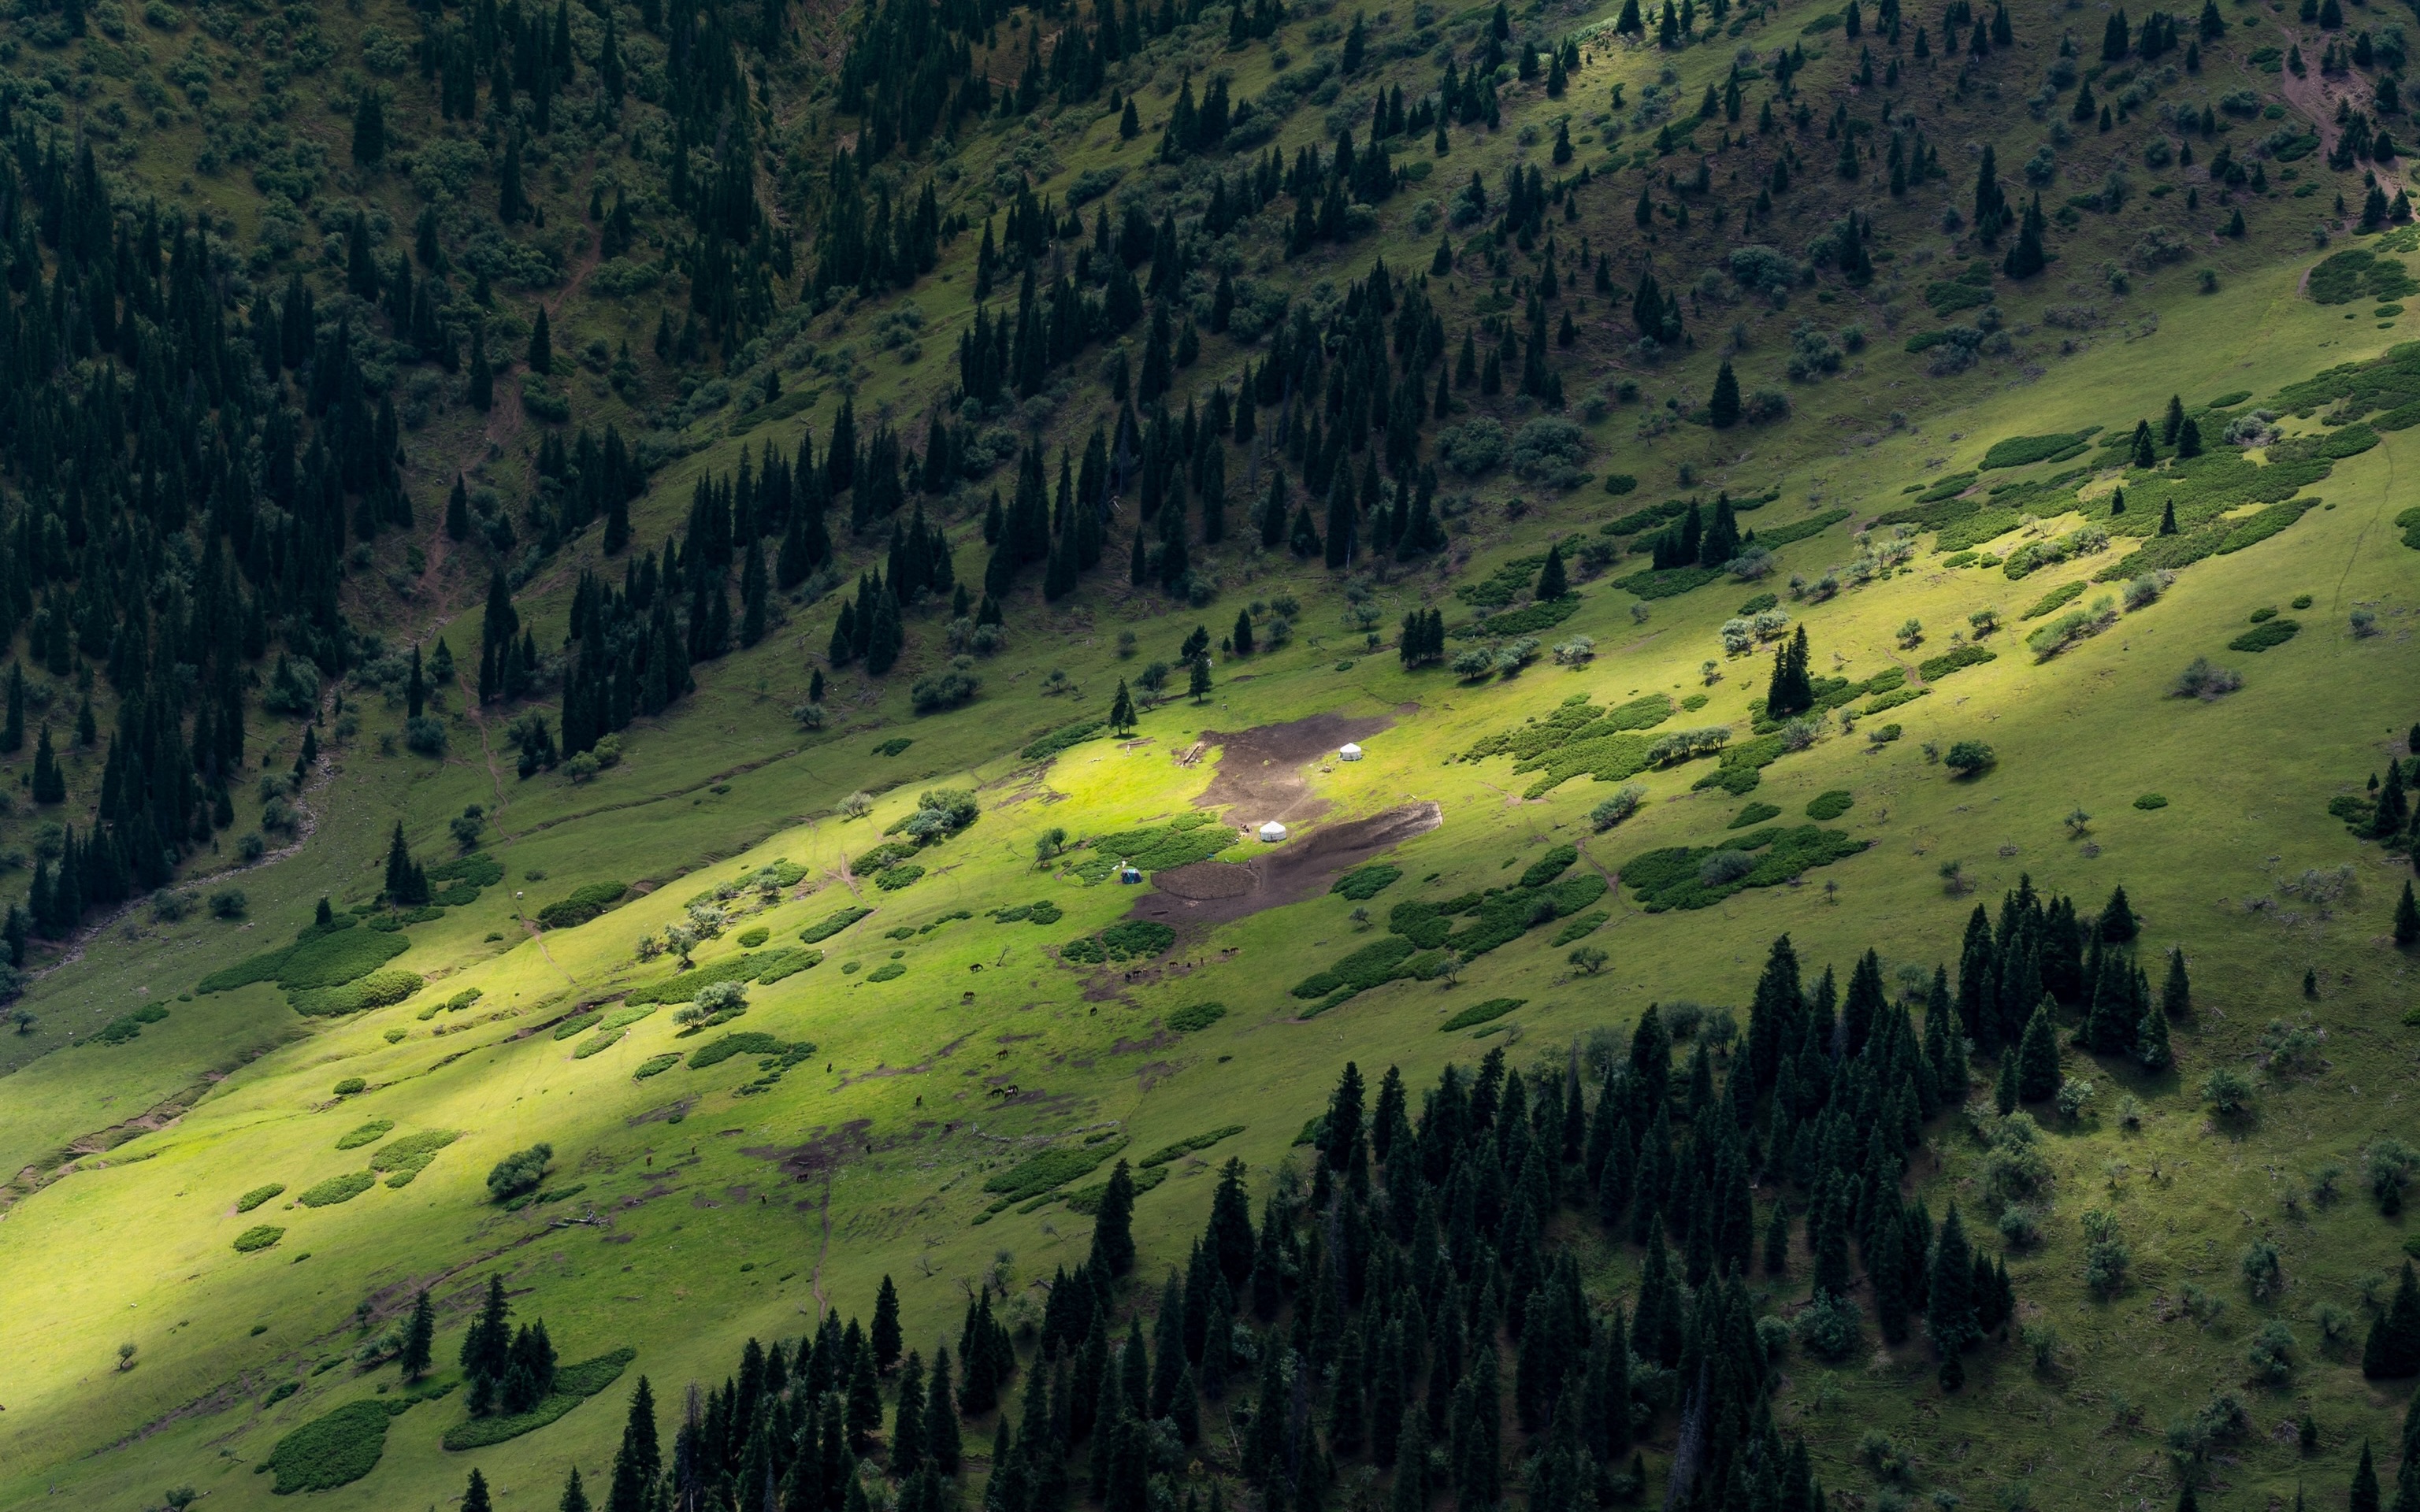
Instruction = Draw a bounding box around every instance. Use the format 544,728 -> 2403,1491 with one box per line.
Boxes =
1795,1292 -> 1863,1359
210,889 -> 248,918
2171,657 -> 2243,699
232,1224 -> 285,1252
2247,1320 -> 2297,1384
1806,789 -> 1854,821
1943,740 -> 1995,776
486,1143 -> 553,1203
2200,1067 -> 2255,1117
331,1077 -> 366,1095
2240,1236 -> 2285,1300
2368,1138 -> 2418,1211
236,1183 -> 286,1212
1589,784 -> 1647,830
2082,1208 -> 2131,1295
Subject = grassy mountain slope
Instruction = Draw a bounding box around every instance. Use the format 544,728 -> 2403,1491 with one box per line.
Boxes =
3,0 -> 2420,1503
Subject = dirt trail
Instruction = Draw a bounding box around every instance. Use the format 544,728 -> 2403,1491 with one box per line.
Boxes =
1190,710 -> 1404,823
1133,802 -> 1445,931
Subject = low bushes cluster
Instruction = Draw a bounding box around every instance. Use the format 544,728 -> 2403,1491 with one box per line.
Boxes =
1330,865 -> 1403,902
295,1171 -> 377,1207
1139,1125 -> 1245,1167
1917,643 -> 1998,681
535,881 -> 629,930
485,1143 -> 552,1203
264,1399 -> 410,1493
1806,790 -> 1854,821
982,1141 -> 1126,1208
2229,617 -> 2302,652
368,1131 -> 460,1186
800,906 -> 873,943
439,1348 -> 636,1451
1438,997 -> 1525,1032
1069,814 -> 1237,881
235,1183 -> 285,1212
334,1120 -> 395,1150
992,901 -> 1066,925
232,1224 -> 285,1253
1166,1001 -> 1227,1032
1060,920 -> 1178,965
688,1032 -> 815,1070
1620,825 -> 1869,910
1021,718 -> 1107,763
290,969 -> 423,1017
91,1003 -> 169,1044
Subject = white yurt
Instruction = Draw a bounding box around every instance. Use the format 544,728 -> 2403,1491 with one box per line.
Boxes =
1338,742 -> 1364,762
1258,821 -> 1290,843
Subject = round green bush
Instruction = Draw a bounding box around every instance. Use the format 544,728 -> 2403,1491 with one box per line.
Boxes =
232,1224 -> 285,1253
867,962 -> 907,981
331,1077 -> 366,1096
2133,793 -> 2169,810
1806,789 -> 1855,821
736,926 -> 771,947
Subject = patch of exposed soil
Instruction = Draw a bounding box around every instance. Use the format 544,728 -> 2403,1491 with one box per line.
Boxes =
1128,802 -> 1443,930
743,1119 -> 875,1181
1191,710 -> 1402,821
1152,861 -> 1258,899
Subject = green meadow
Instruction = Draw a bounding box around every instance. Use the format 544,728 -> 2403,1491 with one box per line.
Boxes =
1,0 -> 2419,1502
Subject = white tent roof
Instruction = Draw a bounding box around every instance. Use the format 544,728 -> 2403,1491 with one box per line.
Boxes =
1338,742 -> 1364,759
1258,821 -> 1289,839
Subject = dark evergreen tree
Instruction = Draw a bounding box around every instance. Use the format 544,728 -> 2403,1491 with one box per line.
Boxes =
1091,1160 -> 1138,1276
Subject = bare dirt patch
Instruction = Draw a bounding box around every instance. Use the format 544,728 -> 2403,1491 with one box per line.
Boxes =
1191,710 -> 1402,821
1127,802 -> 1443,930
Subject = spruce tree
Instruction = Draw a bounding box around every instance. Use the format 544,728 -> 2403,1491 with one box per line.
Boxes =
2136,996 -> 2173,1072
1090,1161 -> 1138,1276
1110,680 -> 1137,734
2016,1000 -> 2062,1101
2100,885 -> 2139,942
352,89 -> 386,166
400,1290 -> 435,1380
872,1274 -> 904,1370
926,1347 -> 962,1473
2357,1443 -> 2384,1512
465,1469 -> 495,1512
1709,359 -> 1741,427
603,1377 -> 660,1512
559,1467 -> 591,1512
893,1352 -> 927,1475
2366,1263 -> 2420,1377
30,726 -> 61,804
2162,946 -> 2192,1020
1994,1049 -> 2019,1114
2397,881 -> 2420,948
2,664 -> 22,752
1535,541 -> 1568,600
1926,1205 -> 1977,1355
469,325 -> 494,410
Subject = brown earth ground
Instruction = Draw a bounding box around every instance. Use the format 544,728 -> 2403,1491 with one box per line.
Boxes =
1132,802 -> 1445,930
